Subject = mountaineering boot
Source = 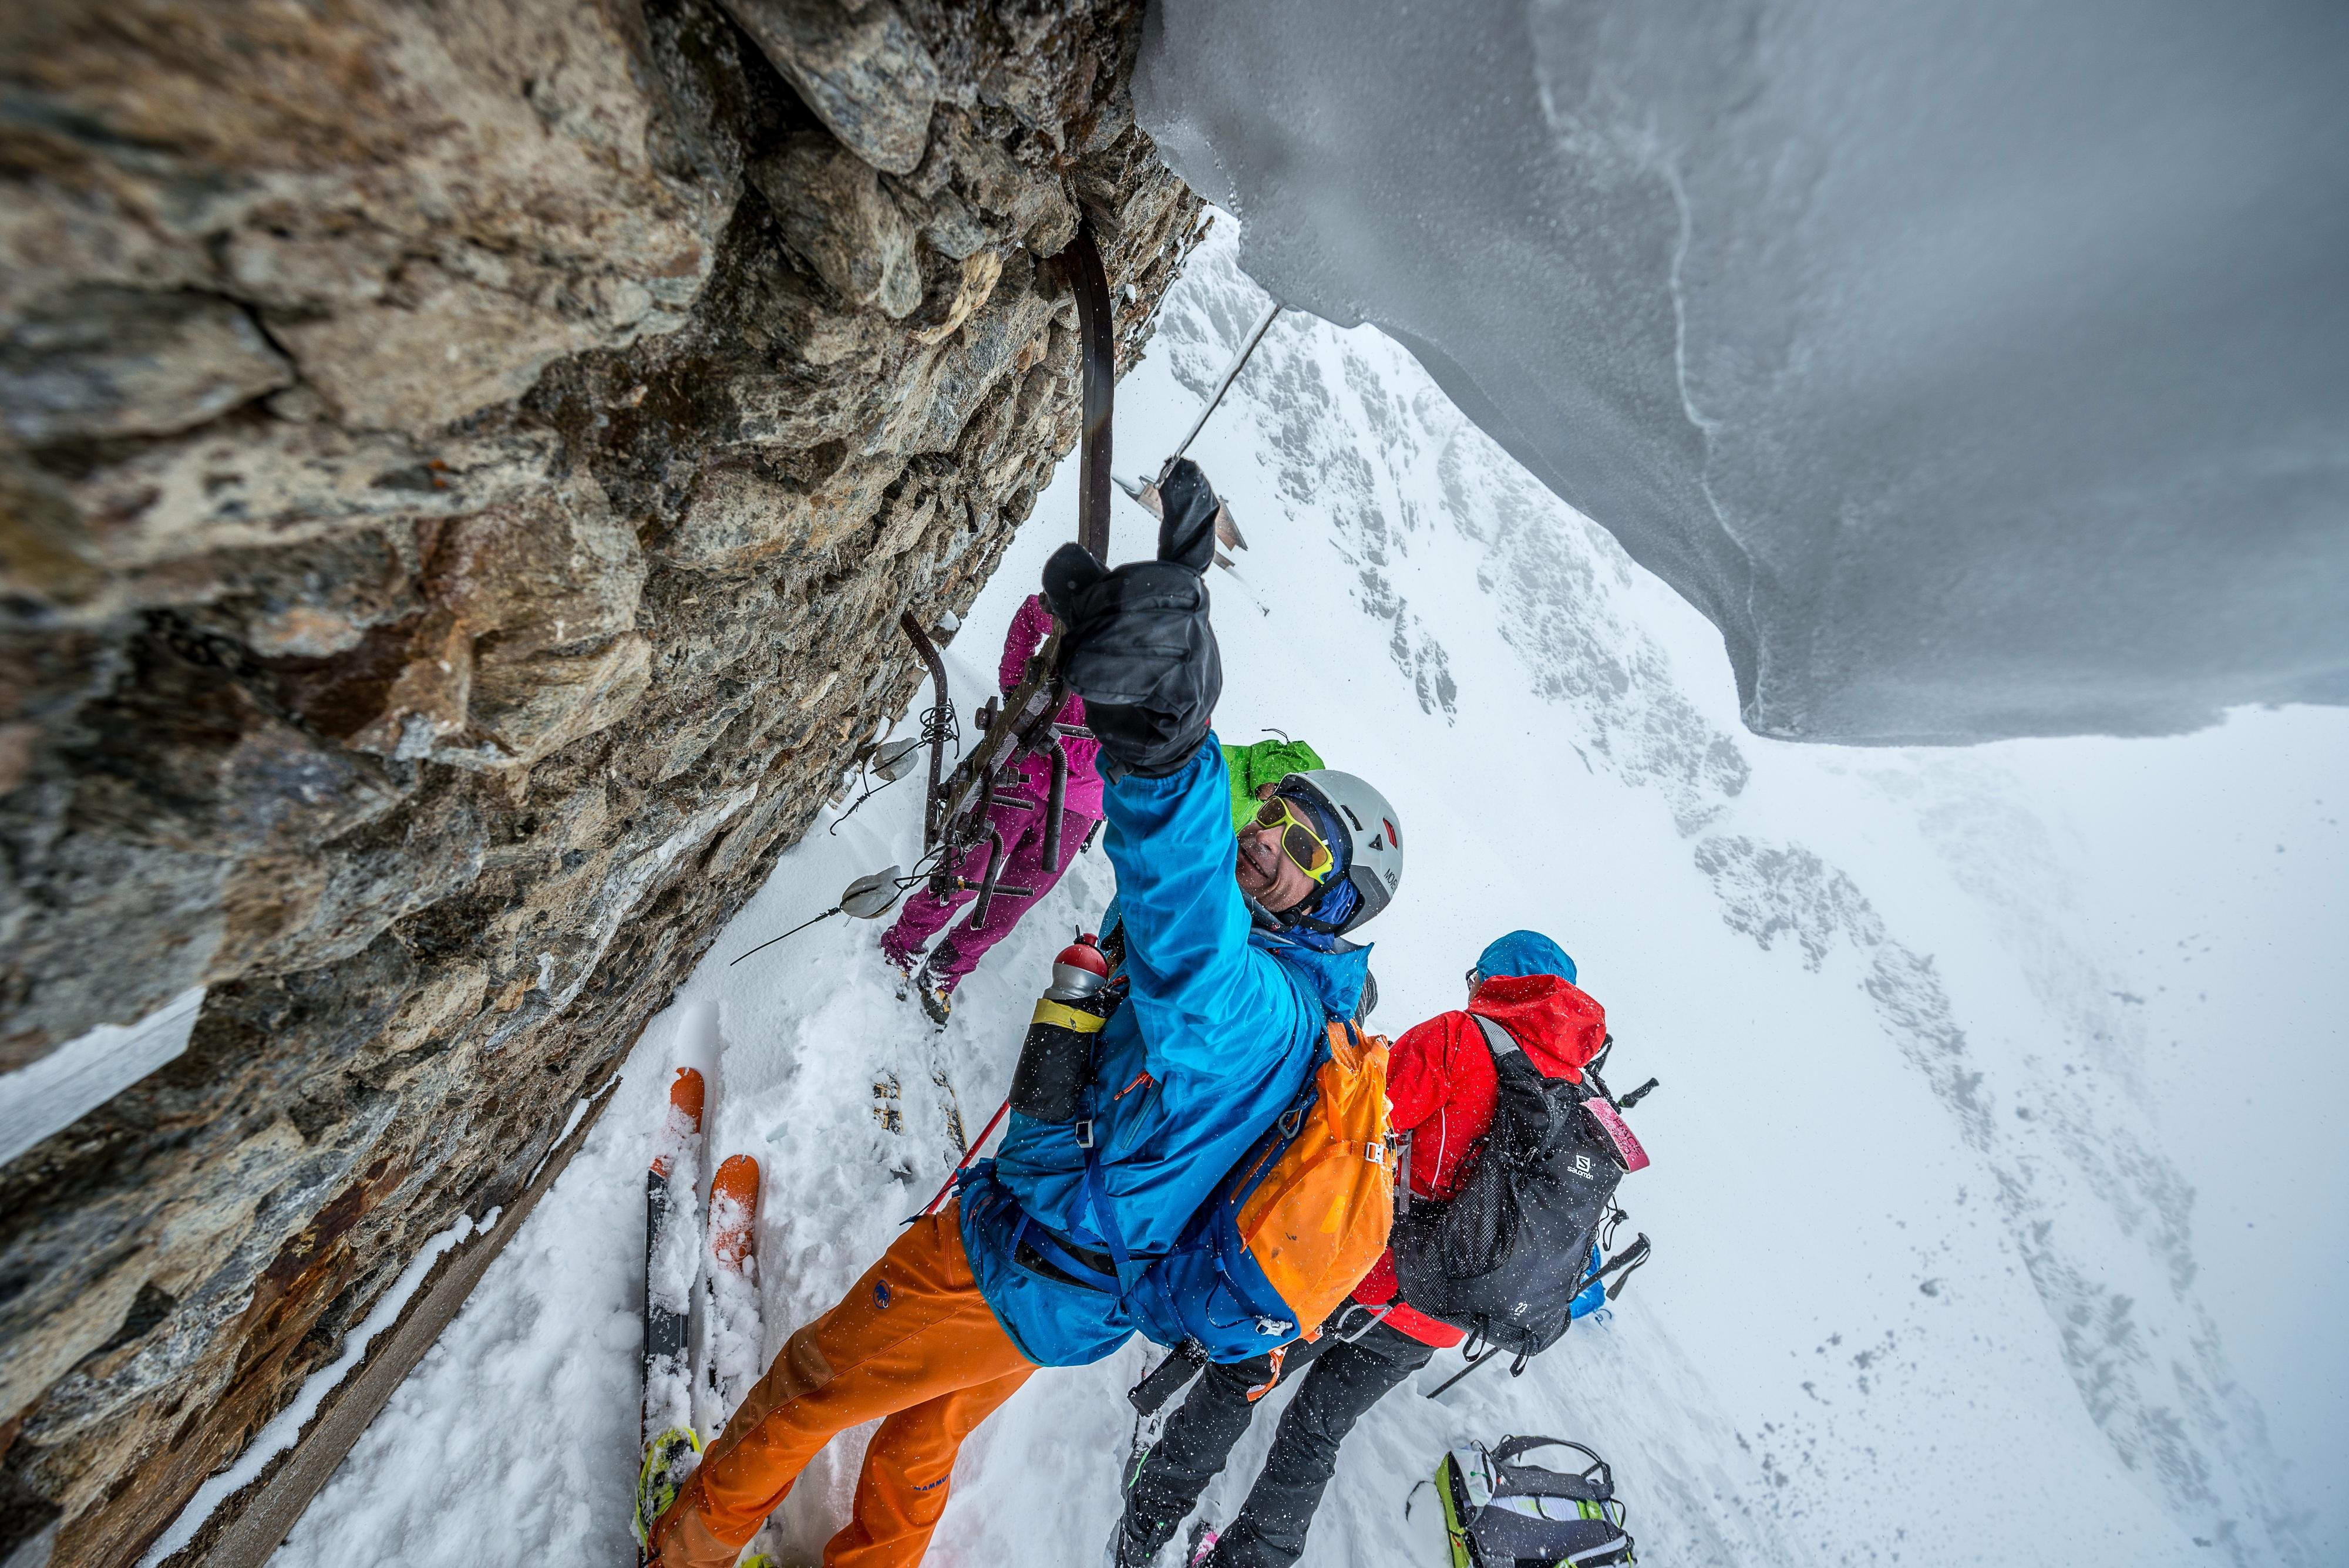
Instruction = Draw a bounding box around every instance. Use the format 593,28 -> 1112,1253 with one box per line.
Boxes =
881,942 -> 916,1002
916,960 -> 953,1027
1103,1510 -> 1211,1568
632,1425 -> 701,1550
1104,1516 -> 1154,1568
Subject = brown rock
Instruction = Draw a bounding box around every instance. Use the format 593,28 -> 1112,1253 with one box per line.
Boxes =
0,1 -> 1204,1560
928,115 -> 1082,255
752,135 -> 926,319
44,422 -> 558,593
344,610 -> 473,761
0,722 -> 36,796
460,632 -> 654,769
425,476 -> 645,655
720,0 -> 942,175
1,0 -> 726,445
274,268 -> 616,438
912,250 -> 1007,345
661,457 -> 905,571
0,287 -> 294,443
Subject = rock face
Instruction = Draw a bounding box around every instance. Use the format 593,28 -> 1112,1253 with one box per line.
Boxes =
0,2 -> 1203,1560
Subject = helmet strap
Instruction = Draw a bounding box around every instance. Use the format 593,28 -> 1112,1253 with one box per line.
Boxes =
1285,876 -> 1362,937
1241,893 -> 1287,931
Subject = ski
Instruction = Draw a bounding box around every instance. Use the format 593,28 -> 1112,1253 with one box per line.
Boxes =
695,1153 -> 763,1442
638,1066 -> 705,1560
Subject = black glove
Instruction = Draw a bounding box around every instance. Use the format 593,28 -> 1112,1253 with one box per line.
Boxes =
1041,457 -> 1223,778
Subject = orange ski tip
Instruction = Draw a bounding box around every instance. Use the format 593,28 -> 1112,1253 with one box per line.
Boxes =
650,1069 -> 706,1176
709,1155 -> 761,1268
668,1067 -> 706,1128
710,1153 -> 760,1206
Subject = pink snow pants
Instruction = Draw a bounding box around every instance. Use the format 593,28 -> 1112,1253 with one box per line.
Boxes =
880,801 -> 1096,990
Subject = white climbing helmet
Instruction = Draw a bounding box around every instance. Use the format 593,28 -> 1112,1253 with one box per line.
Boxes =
1278,769 -> 1404,934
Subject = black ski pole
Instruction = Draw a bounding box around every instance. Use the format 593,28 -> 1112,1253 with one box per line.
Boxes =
727,904 -> 842,965
1171,302 -> 1281,462
1572,1233 -> 1653,1300
1422,1342 -> 1502,1399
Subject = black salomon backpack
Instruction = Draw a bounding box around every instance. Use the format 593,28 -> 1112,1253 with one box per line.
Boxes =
1421,1436 -> 1635,1567
1390,1015 -> 1646,1360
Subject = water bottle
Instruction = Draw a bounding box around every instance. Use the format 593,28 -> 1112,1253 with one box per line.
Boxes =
1008,934 -> 1113,1124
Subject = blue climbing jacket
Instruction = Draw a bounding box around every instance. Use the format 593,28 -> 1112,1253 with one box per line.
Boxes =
958,738 -> 1371,1367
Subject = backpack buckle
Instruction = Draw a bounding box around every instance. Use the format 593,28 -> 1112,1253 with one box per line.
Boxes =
1364,1142 -> 1384,1165
1254,1316 -> 1293,1337
1075,1118 -> 1095,1149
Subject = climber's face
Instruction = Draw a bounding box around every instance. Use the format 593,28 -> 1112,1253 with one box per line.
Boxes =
1236,816 -> 1320,914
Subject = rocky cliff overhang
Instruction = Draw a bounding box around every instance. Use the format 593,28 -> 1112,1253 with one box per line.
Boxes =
0,3 -> 1202,1561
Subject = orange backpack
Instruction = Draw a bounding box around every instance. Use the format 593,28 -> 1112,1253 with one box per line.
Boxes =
1135,1020 -> 1395,1358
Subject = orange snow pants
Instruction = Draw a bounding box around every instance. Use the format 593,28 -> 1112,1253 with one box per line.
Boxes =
650,1202 -> 1035,1568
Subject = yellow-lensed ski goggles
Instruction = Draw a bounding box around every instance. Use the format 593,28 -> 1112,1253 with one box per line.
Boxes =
1253,794 -> 1336,884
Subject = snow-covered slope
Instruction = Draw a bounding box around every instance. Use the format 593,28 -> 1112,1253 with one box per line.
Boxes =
1134,0 -> 2349,745
270,225 -> 2347,1568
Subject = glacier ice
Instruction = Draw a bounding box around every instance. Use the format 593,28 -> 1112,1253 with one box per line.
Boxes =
1135,0 -> 2349,743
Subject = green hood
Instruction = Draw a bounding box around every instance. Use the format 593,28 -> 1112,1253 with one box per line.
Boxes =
1220,736 -> 1327,830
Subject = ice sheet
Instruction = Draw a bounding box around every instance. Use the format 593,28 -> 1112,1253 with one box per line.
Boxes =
1135,0 -> 2349,743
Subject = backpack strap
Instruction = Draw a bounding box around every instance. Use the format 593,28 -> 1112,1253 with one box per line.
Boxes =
1469,1011 -> 1520,1061
1081,1144 -> 1149,1295
1011,1210 -> 1120,1293
1076,1015 -> 1337,1303
1488,1436 -> 1613,1502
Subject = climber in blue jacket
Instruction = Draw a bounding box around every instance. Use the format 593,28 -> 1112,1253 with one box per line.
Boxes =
651,459 -> 1408,1568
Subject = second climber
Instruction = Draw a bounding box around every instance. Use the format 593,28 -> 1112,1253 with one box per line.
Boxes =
881,591 -> 1105,1025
